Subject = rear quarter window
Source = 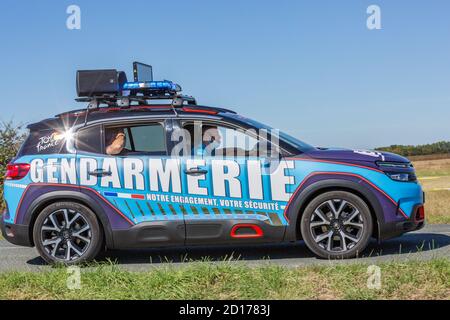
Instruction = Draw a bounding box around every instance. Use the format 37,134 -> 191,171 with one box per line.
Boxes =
18,129 -> 67,156
75,125 -> 102,154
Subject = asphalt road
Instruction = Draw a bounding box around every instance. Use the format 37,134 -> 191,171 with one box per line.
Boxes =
0,224 -> 449,272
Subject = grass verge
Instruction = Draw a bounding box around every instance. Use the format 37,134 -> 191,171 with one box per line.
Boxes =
0,259 -> 448,300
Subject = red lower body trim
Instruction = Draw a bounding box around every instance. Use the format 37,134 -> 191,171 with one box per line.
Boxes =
230,224 -> 264,239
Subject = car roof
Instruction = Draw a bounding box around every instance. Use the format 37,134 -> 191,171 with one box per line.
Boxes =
27,104 -> 238,131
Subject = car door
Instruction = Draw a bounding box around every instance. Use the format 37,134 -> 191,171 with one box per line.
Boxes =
172,118 -> 290,245
75,119 -> 185,245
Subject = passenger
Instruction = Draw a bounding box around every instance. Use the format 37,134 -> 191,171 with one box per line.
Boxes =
105,128 -> 130,156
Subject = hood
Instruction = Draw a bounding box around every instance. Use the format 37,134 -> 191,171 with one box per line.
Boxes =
304,148 -> 410,164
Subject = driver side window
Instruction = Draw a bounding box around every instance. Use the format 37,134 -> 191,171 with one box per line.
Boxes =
182,121 -> 275,158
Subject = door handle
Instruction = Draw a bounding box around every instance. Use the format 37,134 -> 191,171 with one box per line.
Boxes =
184,168 -> 208,175
88,169 -> 112,177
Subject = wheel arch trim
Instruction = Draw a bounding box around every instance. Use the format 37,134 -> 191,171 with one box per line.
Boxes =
284,175 -> 387,241
23,189 -> 116,248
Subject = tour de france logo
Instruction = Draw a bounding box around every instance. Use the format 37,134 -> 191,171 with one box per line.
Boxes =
36,132 -> 65,153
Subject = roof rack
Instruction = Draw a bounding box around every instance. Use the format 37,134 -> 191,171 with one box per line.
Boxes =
75,93 -> 197,125
75,93 -> 197,109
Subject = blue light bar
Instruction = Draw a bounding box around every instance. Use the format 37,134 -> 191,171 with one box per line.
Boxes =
123,80 -> 181,92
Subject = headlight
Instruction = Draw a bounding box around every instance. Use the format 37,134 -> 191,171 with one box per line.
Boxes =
386,172 -> 417,182
376,161 -> 413,169
377,161 -> 417,182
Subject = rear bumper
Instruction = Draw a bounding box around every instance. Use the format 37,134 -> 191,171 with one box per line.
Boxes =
0,217 -> 33,247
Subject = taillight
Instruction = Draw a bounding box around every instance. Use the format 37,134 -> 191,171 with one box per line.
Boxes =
5,163 -> 30,180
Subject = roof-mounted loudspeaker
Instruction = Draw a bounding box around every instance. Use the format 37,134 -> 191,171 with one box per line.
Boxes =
76,69 -> 128,97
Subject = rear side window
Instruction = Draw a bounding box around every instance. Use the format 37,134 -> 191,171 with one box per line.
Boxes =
18,129 -> 67,156
104,122 -> 167,156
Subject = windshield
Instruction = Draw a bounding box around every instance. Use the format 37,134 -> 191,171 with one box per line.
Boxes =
226,114 -> 315,152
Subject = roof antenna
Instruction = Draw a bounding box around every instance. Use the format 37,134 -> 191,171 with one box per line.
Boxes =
171,95 -> 183,117
83,98 -> 99,126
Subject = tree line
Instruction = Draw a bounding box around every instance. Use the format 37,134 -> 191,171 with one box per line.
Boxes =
376,141 -> 450,157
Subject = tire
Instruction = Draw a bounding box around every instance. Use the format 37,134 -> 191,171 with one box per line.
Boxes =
33,202 -> 103,265
300,191 -> 373,259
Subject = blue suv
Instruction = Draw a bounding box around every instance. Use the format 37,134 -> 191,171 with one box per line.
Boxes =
1,66 -> 425,264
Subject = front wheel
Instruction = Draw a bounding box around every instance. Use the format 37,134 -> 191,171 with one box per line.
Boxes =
33,202 -> 103,265
300,191 -> 373,259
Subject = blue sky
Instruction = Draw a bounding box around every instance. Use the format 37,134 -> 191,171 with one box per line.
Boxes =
0,0 -> 449,149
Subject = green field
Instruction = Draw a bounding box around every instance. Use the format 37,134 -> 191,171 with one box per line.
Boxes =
0,259 -> 448,300
414,158 -> 450,224
414,157 -> 450,177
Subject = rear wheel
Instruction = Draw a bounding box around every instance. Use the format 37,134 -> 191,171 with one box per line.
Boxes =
300,191 -> 373,259
33,202 -> 103,265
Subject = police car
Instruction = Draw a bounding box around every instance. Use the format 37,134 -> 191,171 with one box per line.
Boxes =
1,63 -> 425,264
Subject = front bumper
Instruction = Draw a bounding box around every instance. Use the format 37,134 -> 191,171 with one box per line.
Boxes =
0,217 -> 33,247
379,204 -> 426,241
379,219 -> 425,241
